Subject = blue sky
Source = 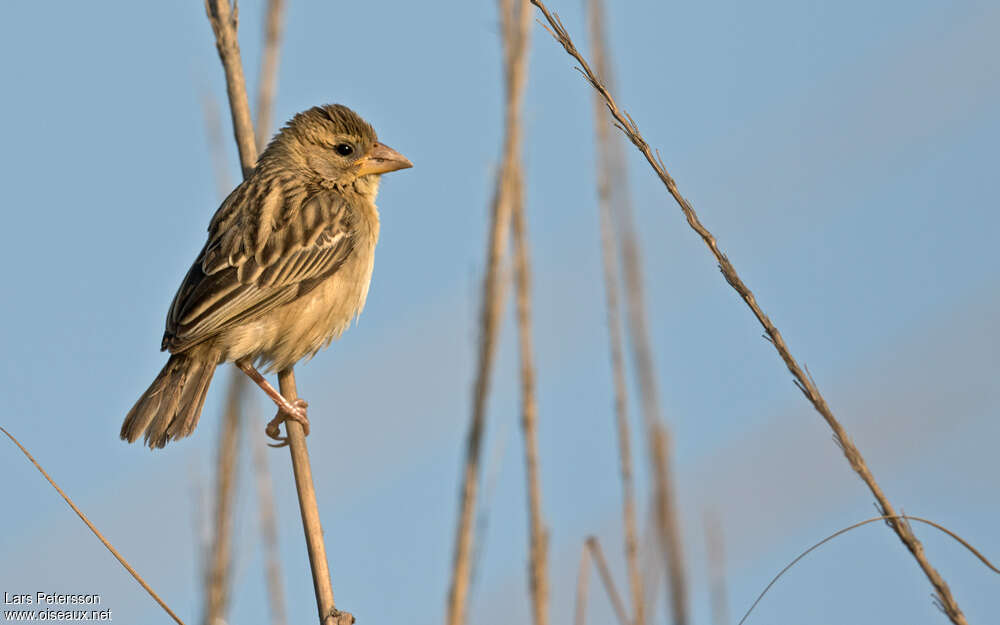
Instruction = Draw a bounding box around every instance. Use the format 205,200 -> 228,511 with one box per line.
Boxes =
0,1 -> 997,624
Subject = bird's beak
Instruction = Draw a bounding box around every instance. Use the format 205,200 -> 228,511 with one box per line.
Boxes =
356,142 -> 413,176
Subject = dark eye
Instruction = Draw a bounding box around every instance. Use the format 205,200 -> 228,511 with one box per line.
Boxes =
334,143 -> 354,156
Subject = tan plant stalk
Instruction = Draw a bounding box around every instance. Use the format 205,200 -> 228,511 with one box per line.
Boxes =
203,2 -> 352,623
651,425 -> 687,625
584,1 -> 646,623
575,536 -> 639,625
639,514 -> 663,621
204,0 -> 256,178
252,3 -> 289,621
512,182 -> 549,625
444,268 -> 503,625
202,374 -> 244,625
254,0 -> 286,154
509,118 -> 549,625
200,42 -> 288,625
189,460 -> 209,576
704,511 -> 730,625
527,3 -> 969,622
277,369 -> 350,625
584,0 -> 687,619
442,109 -> 509,625
573,541 -> 591,625
444,0 -> 532,622
1,428 -> 186,625
198,89 -> 246,625
501,2 -> 548,624
585,537 -> 629,625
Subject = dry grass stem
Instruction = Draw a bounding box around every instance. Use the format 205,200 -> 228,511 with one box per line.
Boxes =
202,374 -> 245,625
739,515 -> 1000,625
445,0 -> 533,621
446,378 -> 490,625
582,1 -> 686,620
278,369 -> 352,625
254,0 -> 286,153
585,537 -> 629,625
584,1 -> 646,623
204,0 -> 257,176
198,94 -> 244,625
203,2 -> 351,623
0,428 -> 186,625
528,2 -> 968,622
704,511 -> 730,625
468,399 -> 514,590
502,1 -> 549,624
252,3 -> 289,621
512,191 -> 549,625
638,508 -> 663,621
509,115 -> 550,625
188,455 -> 211,578
651,425 -> 687,625
573,541 -> 591,625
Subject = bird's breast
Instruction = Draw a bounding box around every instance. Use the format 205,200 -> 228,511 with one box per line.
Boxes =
223,202 -> 380,373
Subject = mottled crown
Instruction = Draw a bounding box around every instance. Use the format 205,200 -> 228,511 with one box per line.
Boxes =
282,104 -> 377,147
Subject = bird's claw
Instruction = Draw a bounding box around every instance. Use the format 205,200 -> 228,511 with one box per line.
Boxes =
265,398 -> 310,448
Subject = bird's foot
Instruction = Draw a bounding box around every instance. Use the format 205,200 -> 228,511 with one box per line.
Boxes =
265,398 -> 310,448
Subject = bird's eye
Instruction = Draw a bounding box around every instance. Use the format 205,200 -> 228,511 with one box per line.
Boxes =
334,143 -> 355,156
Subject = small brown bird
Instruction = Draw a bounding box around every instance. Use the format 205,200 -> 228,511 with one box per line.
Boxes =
122,104 -> 412,449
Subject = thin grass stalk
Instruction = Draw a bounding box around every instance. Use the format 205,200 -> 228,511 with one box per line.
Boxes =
202,374 -> 244,625
203,2 -> 351,623
501,1 -> 548,623
574,541 -> 592,625
740,515 -> 1000,625
203,0 -> 255,178
1,428 -> 186,625
510,122 -> 549,625
704,511 -> 729,625
445,279 -> 502,625
586,537 -> 629,625
639,511 -> 663,622
444,0 -> 533,620
527,3 -> 968,622
442,127 -> 510,625
583,1 -> 688,619
581,1 -> 687,621
188,453 -> 211,582
252,3 -> 289,621
277,369 -> 351,625
254,0 -> 286,154
199,88 -> 243,625
468,397 -> 514,592
651,425 -> 687,625
446,438 -> 481,625
584,1 -> 645,623
575,536 -> 638,625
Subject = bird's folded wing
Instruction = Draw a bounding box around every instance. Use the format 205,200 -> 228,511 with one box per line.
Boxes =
162,189 -> 355,353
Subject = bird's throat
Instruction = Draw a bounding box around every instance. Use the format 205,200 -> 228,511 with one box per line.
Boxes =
351,174 -> 381,203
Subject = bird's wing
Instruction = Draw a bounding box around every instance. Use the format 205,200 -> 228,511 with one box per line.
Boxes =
162,186 -> 356,353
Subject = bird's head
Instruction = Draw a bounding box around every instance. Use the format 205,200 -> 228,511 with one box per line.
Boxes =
260,104 -> 412,197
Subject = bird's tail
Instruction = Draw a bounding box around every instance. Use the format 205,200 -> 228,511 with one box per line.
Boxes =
121,353 -> 216,449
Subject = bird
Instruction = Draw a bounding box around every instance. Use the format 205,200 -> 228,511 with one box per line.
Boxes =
121,104 -> 412,449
